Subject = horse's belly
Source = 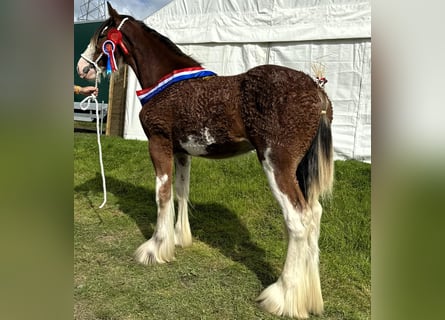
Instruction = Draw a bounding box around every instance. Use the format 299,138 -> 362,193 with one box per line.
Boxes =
177,128 -> 254,158
202,140 -> 254,159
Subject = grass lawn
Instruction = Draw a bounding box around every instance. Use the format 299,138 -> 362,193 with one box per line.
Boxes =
74,132 -> 370,320
74,120 -> 105,134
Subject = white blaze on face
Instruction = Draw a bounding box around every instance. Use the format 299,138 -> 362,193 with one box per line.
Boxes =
77,42 -> 98,80
180,127 -> 216,156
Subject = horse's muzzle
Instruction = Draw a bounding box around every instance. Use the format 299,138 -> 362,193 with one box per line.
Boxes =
77,61 -> 96,79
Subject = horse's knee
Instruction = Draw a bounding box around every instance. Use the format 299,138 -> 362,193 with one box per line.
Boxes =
156,174 -> 171,206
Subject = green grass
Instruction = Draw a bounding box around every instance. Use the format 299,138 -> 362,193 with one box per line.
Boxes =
74,133 -> 370,320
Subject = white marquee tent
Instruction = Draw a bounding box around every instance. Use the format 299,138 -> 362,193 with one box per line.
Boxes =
124,0 -> 371,162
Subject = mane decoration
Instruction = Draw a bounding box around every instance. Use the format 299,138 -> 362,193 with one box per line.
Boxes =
311,62 -> 328,88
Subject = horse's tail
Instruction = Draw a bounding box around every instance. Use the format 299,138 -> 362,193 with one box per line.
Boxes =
297,89 -> 334,205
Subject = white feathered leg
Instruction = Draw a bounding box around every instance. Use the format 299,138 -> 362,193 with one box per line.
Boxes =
174,154 -> 192,247
134,174 -> 176,264
256,197 -> 312,318
256,148 -> 321,319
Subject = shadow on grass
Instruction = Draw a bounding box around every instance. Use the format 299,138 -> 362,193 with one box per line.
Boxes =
75,174 -> 277,286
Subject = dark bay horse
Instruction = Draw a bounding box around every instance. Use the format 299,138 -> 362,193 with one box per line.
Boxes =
77,2 -> 334,318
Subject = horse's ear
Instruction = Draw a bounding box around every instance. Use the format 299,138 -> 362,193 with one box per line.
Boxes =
107,1 -> 119,19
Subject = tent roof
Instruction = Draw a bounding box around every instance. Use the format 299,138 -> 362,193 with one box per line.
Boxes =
145,0 -> 371,44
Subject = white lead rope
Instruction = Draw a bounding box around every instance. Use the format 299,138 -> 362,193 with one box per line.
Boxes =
80,91 -> 107,208
76,17 -> 130,208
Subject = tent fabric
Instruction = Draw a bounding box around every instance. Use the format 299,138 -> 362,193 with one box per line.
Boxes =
124,0 -> 371,163
144,0 -> 371,43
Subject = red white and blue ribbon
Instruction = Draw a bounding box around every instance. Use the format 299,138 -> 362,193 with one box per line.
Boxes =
102,40 -> 118,74
136,67 -> 216,105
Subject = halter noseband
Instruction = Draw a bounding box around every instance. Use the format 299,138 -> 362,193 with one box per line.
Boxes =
80,17 -> 129,74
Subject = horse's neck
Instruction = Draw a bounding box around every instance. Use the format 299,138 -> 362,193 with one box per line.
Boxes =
125,28 -> 200,89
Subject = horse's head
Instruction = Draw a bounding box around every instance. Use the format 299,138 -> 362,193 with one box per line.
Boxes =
76,2 -> 133,80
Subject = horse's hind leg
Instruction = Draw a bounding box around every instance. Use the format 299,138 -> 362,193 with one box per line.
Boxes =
174,154 -> 192,247
256,147 -> 322,319
134,137 -> 176,264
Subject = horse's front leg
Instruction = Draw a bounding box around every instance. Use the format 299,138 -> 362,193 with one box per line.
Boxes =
174,154 -> 192,247
134,137 -> 176,264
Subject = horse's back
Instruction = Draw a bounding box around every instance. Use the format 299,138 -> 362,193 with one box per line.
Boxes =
245,64 -> 316,86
